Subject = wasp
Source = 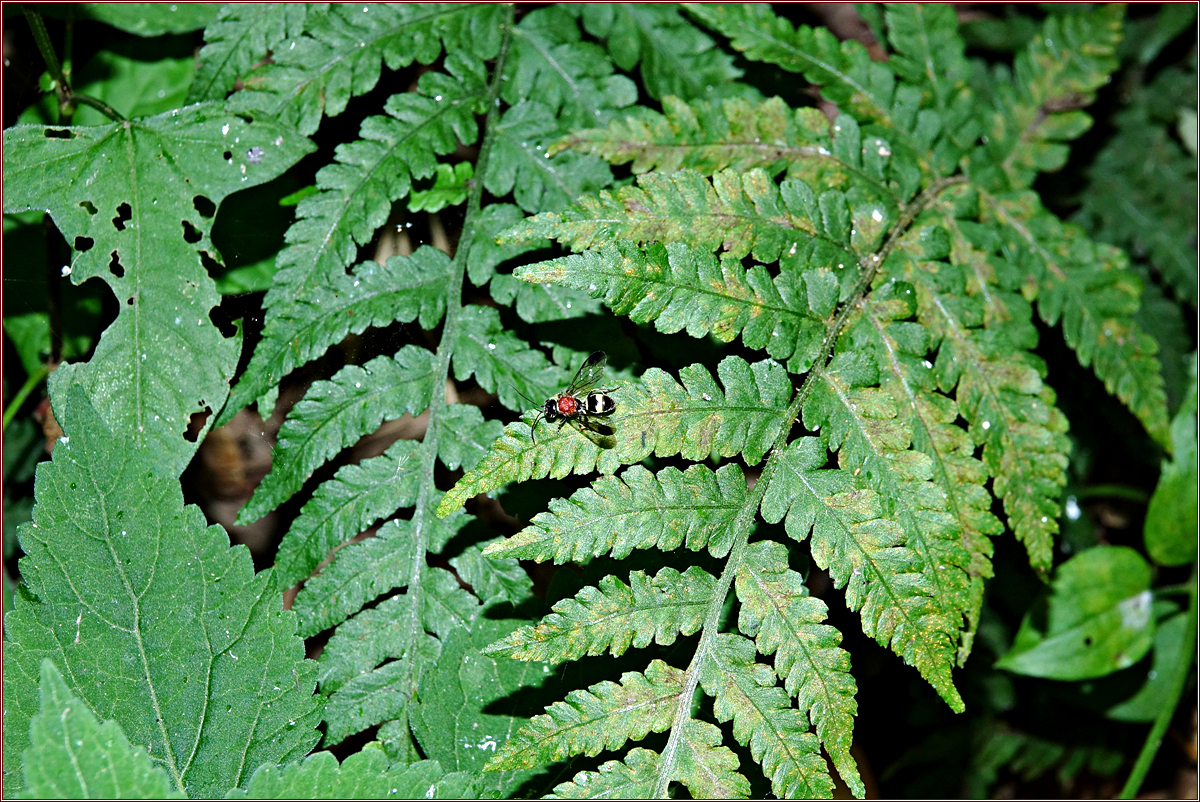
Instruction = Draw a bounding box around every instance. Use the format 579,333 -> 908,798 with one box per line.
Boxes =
527,350 -> 618,442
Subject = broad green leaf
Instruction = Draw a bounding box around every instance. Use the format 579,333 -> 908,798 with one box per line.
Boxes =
997,546 -> 1156,680
483,566 -> 715,664
3,386 -> 321,798
231,745 -> 474,799
24,660 -> 182,799
1145,358 -> 1197,566
4,103 -> 314,475
483,463 -> 748,564
1106,609 -> 1193,723
78,2 -> 222,35
439,356 -> 794,516
238,346 -> 436,524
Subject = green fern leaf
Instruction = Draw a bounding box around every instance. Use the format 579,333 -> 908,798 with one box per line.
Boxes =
482,463 -> 747,564
504,6 -> 638,129
238,346 -> 435,524
484,100 -> 614,213
436,403 -> 505,472
274,438 -> 423,592
573,4 -> 744,101
971,6 -> 1123,189
515,240 -> 828,372
408,161 -> 473,213
987,194 -> 1172,448
884,3 -> 971,114
465,202 -> 547,286
188,3 -> 308,103
219,51 -> 480,423
229,3 -> 505,134
486,660 -> 685,771
483,566 -> 715,664
684,2 -> 924,141
448,540 -> 534,607
735,540 -> 861,797
701,634 -> 833,799
438,356 -> 793,516
317,594 -> 429,694
488,273 -> 603,324
547,748 -> 660,798
449,305 -> 567,411
760,437 -> 964,712
320,566 -> 479,747
672,717 -> 752,799
855,284 -> 1003,660
507,167 -> 892,264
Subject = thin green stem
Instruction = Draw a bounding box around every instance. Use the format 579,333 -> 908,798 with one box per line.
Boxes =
21,6 -> 124,124
652,174 -> 967,797
1120,570 -> 1197,798
71,93 -> 126,123
2,364 -> 50,432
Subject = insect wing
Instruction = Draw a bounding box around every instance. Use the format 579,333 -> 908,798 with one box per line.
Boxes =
565,350 -> 608,396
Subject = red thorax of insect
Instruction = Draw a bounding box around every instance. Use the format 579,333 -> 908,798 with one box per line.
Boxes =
519,350 -> 618,443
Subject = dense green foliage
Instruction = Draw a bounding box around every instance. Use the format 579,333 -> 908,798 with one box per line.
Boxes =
3,3 -> 1195,798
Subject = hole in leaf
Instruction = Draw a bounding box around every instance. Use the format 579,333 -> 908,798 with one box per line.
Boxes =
222,150 -> 232,161
193,195 -> 216,218
43,128 -> 74,139
112,202 -> 132,231
108,251 -> 125,278
74,236 -> 94,252
126,296 -> 135,306
185,406 -> 211,443
181,220 -> 202,244
209,304 -> 238,338
1084,637 -> 1093,647
79,200 -> 98,215
199,249 -> 223,276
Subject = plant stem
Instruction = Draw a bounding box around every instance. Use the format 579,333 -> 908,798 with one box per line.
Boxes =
1119,569 -> 1197,798
2,364 -> 50,432
21,5 -> 125,124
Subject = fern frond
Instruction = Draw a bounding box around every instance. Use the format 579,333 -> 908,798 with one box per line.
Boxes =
320,567 -> 480,747
854,284 -> 1003,660
884,3 -> 971,114
436,404 -> 505,472
482,464 -> 747,564
484,566 -> 715,664
189,3 -> 308,103
229,3 -> 505,134
448,540 -> 534,607
735,540 -> 862,796
684,2 -> 925,144
317,594 -> 426,693
274,438 -> 423,591
759,437 -> 964,712
700,633 -> 833,799
672,718 -> 752,799
896,248 -> 1070,574
503,6 -> 637,129
507,167 -> 892,265
971,6 -> 1123,189
449,305 -> 568,411
548,748 -> 660,798
572,4 -> 744,101
985,193 -> 1172,448
238,346 -> 435,523
514,240 -> 826,373
486,660 -> 685,771
484,100 -> 615,213
558,97 -> 914,204
219,55 -> 481,423
438,356 -> 794,516
489,273 -> 604,324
